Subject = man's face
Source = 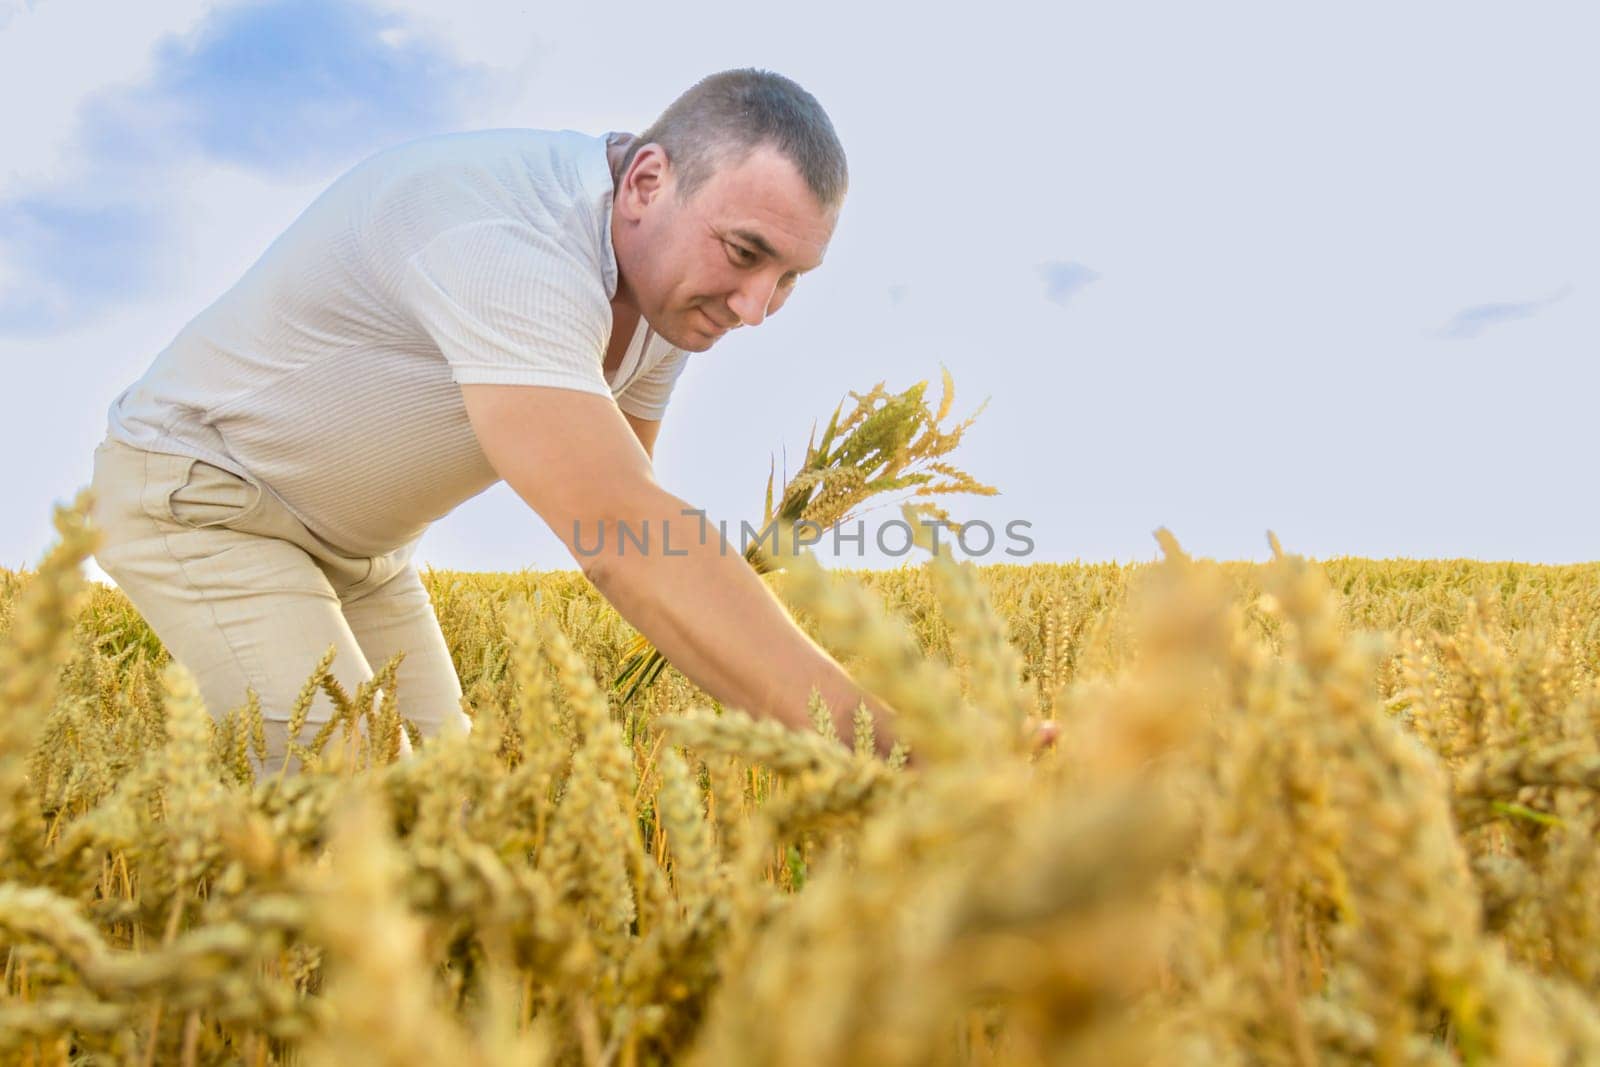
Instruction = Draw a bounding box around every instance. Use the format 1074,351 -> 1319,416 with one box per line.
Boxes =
621,142 -> 838,352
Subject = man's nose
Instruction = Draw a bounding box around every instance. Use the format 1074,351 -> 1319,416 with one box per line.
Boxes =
727,275 -> 780,327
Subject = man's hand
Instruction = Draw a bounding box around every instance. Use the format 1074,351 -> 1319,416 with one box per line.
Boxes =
1025,716 -> 1060,756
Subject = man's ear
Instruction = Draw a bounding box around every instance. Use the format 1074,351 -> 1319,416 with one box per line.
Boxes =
622,143 -> 670,216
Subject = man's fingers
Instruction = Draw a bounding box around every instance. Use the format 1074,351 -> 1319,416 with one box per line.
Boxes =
1026,718 -> 1060,753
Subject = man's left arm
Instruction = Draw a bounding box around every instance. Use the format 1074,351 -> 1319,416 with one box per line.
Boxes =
617,345 -> 687,462
622,411 -> 661,462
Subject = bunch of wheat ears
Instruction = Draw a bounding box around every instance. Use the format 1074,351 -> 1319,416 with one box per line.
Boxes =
4,377 -> 1600,1064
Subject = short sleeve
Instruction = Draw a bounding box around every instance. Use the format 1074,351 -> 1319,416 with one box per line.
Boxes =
616,345 -> 689,420
401,219 -> 614,396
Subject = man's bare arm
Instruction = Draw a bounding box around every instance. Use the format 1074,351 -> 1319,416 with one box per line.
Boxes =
458,383 -> 897,754
621,411 -> 660,462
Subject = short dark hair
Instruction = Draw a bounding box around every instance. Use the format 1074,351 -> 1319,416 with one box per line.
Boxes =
622,68 -> 848,212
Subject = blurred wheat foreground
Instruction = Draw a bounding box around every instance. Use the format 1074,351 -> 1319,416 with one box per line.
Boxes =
5,379 -> 1600,1063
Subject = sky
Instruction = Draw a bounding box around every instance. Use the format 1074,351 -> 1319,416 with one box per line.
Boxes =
2,0 -> 1596,586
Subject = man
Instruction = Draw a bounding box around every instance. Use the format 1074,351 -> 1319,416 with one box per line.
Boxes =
88,68 -> 903,776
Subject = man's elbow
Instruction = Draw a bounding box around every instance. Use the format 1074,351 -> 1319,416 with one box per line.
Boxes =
576,543 -> 613,586
561,488 -> 680,588
577,532 -> 657,599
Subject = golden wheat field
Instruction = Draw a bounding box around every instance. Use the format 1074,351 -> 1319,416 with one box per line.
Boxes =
5,490 -> 1600,1065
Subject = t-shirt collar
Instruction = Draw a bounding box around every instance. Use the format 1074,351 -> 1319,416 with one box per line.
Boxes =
587,130 -> 622,301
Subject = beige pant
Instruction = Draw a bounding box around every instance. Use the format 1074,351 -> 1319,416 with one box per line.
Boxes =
88,436 -> 471,777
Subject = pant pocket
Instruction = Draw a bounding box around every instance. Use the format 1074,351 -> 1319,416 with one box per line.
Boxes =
165,458 -> 268,530
91,439 -> 153,540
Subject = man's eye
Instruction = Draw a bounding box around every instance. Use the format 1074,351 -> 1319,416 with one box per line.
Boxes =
729,244 -> 757,263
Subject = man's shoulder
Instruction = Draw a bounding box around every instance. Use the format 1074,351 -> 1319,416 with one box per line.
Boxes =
360,127 -> 604,179
349,126 -> 614,267
359,127 -> 610,231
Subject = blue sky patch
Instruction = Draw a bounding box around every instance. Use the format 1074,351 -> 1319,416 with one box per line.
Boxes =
1434,285 -> 1574,340
0,194 -> 171,332
1037,260 -> 1101,308
130,0 -> 491,177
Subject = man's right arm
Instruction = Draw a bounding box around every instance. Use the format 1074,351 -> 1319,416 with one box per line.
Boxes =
458,382 -> 899,756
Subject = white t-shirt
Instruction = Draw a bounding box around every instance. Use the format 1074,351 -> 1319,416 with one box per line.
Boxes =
105,127 -> 688,558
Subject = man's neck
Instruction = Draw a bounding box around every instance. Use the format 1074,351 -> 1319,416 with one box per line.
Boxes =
606,131 -> 635,191
607,132 -> 639,313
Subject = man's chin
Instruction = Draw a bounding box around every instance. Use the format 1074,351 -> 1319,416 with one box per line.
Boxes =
659,320 -> 720,352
